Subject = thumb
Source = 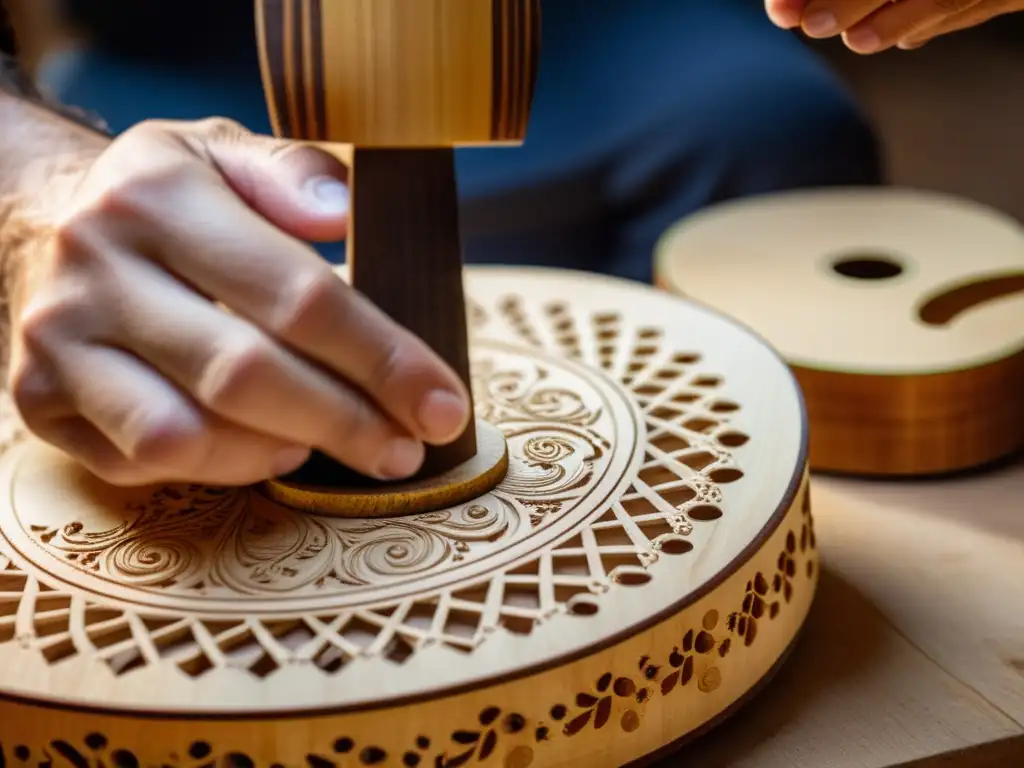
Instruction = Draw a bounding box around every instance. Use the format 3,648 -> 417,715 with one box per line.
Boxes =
181,118 -> 350,243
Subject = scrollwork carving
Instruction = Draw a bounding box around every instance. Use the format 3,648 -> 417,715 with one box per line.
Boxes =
33,491 -> 525,596
472,361 -> 598,428
0,289 -> 765,690
24,351 -> 618,600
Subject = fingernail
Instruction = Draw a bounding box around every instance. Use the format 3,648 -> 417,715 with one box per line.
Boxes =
767,4 -> 801,29
845,27 -> 882,53
273,446 -> 311,476
417,389 -> 470,444
803,10 -> 838,36
303,175 -> 350,216
897,38 -> 924,50
379,437 -> 424,479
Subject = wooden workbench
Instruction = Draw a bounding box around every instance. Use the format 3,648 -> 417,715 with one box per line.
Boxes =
671,455 -> 1024,767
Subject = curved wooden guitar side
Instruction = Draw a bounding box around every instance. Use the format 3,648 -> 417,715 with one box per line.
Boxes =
655,187 -> 1024,477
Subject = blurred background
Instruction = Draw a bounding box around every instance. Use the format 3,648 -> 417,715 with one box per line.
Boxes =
10,2 -> 1024,223
811,13 -> 1024,222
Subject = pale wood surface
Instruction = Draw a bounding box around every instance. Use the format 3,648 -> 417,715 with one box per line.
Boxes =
674,454 -> 1024,767
653,187 -> 1024,478
0,268 -> 814,767
255,0 -> 538,147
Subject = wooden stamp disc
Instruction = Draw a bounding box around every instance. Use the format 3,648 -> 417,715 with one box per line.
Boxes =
262,420 -> 510,519
0,267 -> 813,767
655,187 -> 1024,477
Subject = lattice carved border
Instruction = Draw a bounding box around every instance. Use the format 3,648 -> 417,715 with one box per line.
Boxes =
0,478 -> 816,768
1,296 -> 761,687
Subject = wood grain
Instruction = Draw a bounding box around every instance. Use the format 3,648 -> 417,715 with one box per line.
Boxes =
264,419 -> 508,517
655,187 -> 1024,477
254,0 -> 540,494
676,459 -> 1024,767
349,148 -> 476,473
255,0 -> 539,147
276,148 -> 481,489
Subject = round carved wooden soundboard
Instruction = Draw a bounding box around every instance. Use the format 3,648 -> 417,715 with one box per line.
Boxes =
0,267 -> 815,768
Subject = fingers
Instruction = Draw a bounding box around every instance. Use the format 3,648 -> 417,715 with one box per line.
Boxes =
86,136 -> 470,451
179,118 -> 352,243
799,0 -> 891,39
786,0 -> 1012,53
13,116 -> 472,486
765,0 -> 805,28
12,342 -> 311,487
895,0 -> 1017,47
843,0 -> 982,52
97,251 -> 427,481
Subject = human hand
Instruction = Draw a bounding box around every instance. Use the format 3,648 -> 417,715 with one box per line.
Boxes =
765,0 -> 1023,53
5,118 -> 471,487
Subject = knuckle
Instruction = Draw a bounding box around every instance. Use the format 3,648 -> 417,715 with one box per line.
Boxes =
86,455 -> 152,487
196,333 -> 273,408
126,406 -> 210,470
366,337 -> 414,393
273,269 -> 344,338
17,287 -> 92,350
98,158 -> 206,222
193,116 -> 249,143
321,395 -> 385,457
366,342 -> 401,391
118,119 -> 170,141
8,356 -> 59,417
51,213 -> 107,272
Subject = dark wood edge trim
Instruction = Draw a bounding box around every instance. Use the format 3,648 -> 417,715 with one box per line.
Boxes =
490,0 -> 539,140
522,0 -> 540,137
254,0 -> 291,138
509,0 -> 522,140
291,0 -> 308,138
490,0 -> 507,140
309,0 -> 326,141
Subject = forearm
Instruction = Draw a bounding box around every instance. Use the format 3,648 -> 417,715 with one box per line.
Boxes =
0,0 -> 108,207
0,91 -> 106,203
0,93 -> 108,355
0,1 -> 110,355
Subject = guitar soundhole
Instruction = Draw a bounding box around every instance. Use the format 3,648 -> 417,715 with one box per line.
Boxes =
831,253 -> 904,281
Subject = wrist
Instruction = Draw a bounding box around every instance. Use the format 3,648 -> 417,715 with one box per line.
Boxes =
0,146 -> 98,340
0,194 -> 37,368
14,140 -> 98,218
0,77 -> 108,212
0,192 -> 43,308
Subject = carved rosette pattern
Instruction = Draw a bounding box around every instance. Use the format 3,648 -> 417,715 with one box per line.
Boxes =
1,295 -> 754,682
0,478 -> 817,767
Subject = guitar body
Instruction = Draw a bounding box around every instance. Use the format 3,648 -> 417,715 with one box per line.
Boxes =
0,269 -> 815,767
655,187 -> 1024,476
